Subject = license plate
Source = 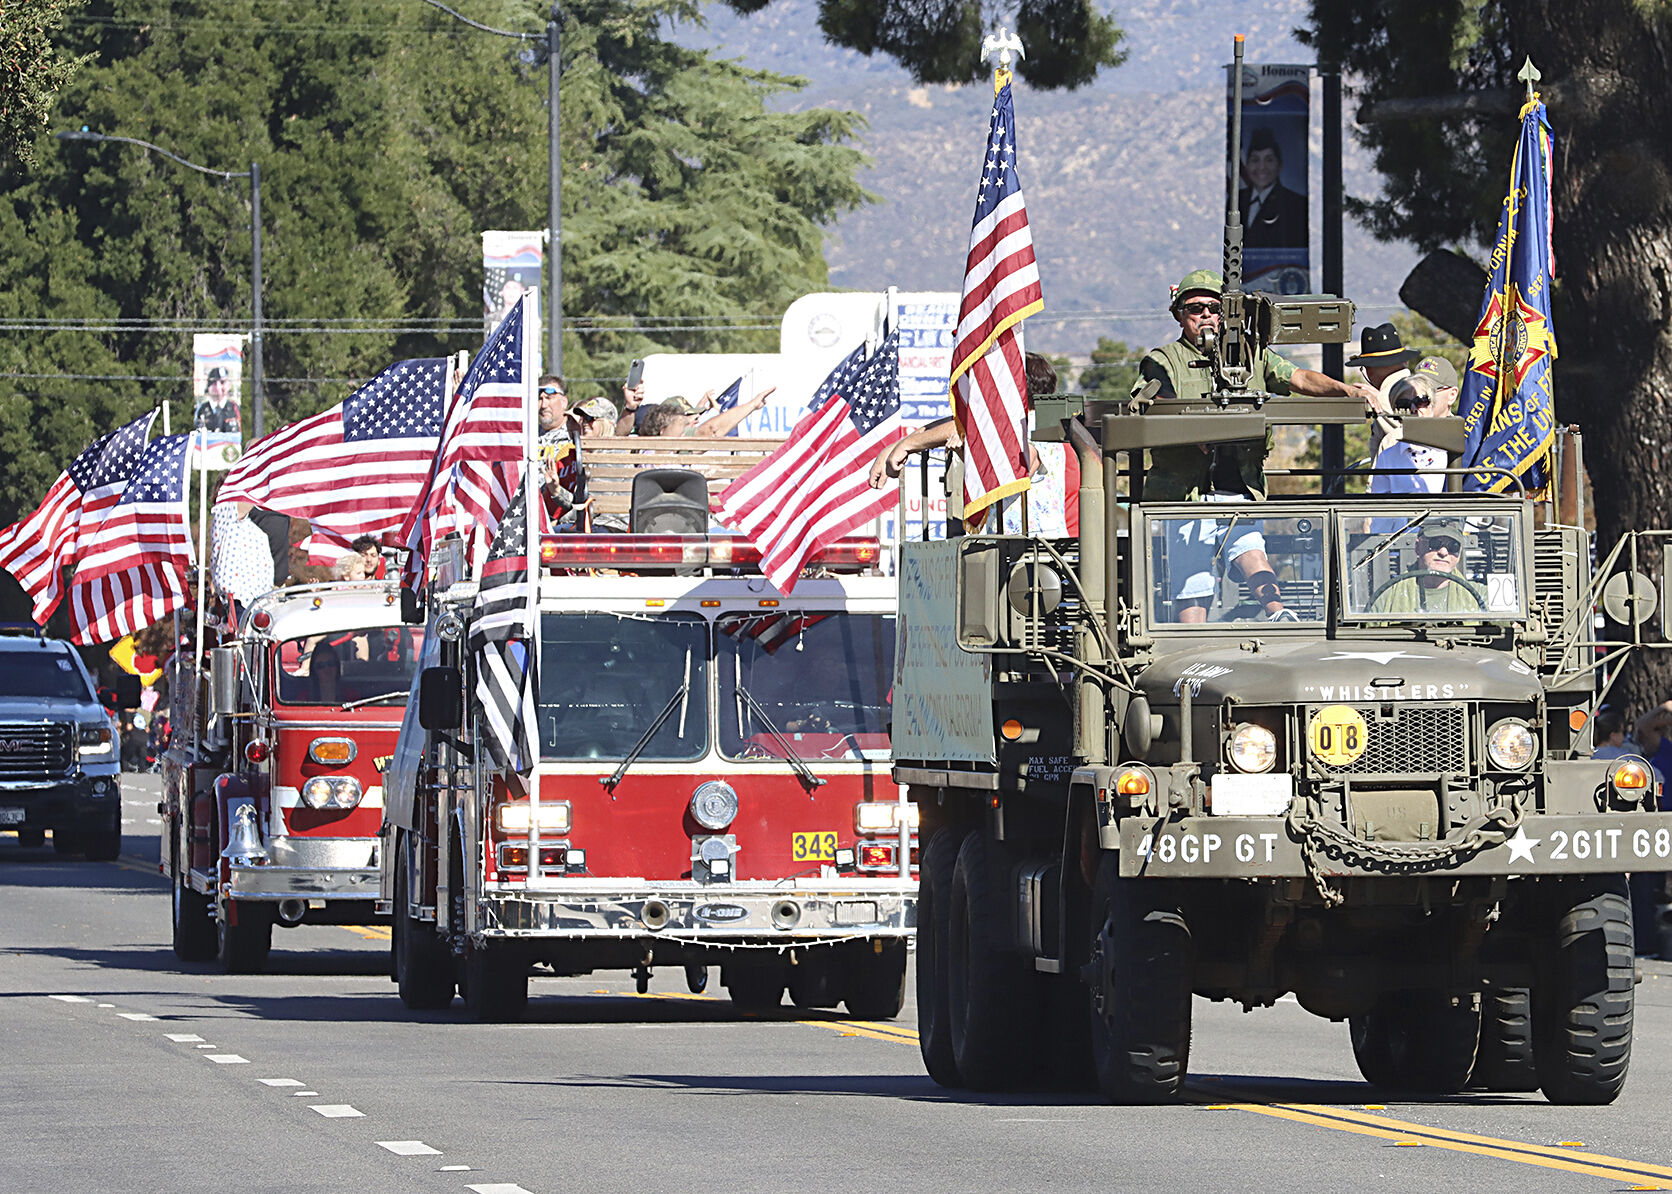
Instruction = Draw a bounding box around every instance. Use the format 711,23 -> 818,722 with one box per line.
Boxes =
0,807 -> 24,825
791,831 -> 838,863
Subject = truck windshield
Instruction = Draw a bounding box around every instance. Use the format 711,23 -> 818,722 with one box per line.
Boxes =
717,612 -> 894,762
1146,512 -> 1326,626
275,627 -> 425,707
1340,510 -> 1526,621
7,650 -> 92,700
538,612 -> 708,761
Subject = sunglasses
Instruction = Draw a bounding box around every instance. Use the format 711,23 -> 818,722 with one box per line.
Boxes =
1421,536 -> 1462,555
539,387 -> 564,397
1180,301 -> 1222,316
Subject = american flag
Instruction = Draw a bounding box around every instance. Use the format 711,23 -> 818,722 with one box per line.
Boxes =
217,358 -> 449,561
805,344 -> 867,412
722,611 -> 830,655
715,376 -> 744,437
401,293 -> 535,583
469,484 -> 536,792
949,77 -> 1043,518
717,331 -> 904,594
66,431 -> 194,645
0,410 -> 156,623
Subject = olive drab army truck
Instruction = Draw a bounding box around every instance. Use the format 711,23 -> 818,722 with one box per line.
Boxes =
380,445 -> 914,1023
164,581 -> 421,972
894,37 -> 1672,1106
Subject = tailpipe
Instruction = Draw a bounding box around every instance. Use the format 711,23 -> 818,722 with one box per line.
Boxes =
276,899 -> 307,927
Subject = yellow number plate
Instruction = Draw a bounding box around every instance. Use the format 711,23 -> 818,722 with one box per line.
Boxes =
1308,704 -> 1369,766
792,831 -> 838,863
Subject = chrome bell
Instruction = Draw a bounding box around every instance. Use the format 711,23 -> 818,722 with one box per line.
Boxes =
221,799 -> 270,866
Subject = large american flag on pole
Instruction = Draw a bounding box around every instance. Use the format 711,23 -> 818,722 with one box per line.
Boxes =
65,431 -> 194,645
469,484 -> 537,793
0,410 -> 156,623
717,331 -> 904,594
217,357 -> 449,560
948,75 -> 1043,519
401,293 -> 536,583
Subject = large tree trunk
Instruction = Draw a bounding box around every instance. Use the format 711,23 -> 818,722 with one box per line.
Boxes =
1512,1 -> 1672,714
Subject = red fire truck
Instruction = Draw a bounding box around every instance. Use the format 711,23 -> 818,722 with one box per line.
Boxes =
163,581 -> 422,972
381,516 -> 914,1022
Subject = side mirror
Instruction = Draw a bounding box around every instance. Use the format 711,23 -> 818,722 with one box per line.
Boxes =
956,540 -> 1002,649
108,672 -> 142,711
209,648 -> 241,718
418,666 -> 463,731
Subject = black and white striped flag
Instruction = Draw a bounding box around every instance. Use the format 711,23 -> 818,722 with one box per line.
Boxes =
469,484 -> 536,791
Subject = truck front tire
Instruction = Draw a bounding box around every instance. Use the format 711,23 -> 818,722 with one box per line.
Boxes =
946,834 -> 1032,1090
915,827 -> 965,1085
172,872 -> 216,962
461,940 -> 528,1022
1533,876 -> 1634,1105
843,939 -> 907,1020
217,898 -> 273,974
394,848 -> 455,1010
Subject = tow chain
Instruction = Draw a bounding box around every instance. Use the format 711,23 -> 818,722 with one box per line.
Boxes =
1286,800 -> 1524,908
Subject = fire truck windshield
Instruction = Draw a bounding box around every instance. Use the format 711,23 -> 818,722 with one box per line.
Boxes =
275,627 -> 424,707
537,613 -> 709,761
718,612 -> 893,762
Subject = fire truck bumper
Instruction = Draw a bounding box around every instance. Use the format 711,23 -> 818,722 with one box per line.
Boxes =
226,863 -> 382,901
476,881 -> 917,940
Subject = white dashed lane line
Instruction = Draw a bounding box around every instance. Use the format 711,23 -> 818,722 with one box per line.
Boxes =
165,1033 -> 204,1043
311,1104 -> 366,1118
468,1186 -> 536,1194
259,1078 -> 305,1087
206,1054 -> 250,1064
118,1012 -> 158,1021
377,1141 -> 443,1156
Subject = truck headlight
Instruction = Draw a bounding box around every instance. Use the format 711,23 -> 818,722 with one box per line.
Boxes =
301,775 -> 364,810
1486,719 -> 1536,771
690,781 -> 738,831
1228,723 -> 1277,773
495,800 -> 572,834
855,802 -> 921,833
78,723 -> 114,756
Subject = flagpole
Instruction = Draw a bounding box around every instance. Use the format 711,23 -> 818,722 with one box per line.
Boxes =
194,430 -> 209,682
522,291 -> 543,881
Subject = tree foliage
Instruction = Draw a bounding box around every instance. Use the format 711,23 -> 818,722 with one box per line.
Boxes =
0,0 -> 869,536
0,0 -> 91,169
1074,335 -> 1138,402
1303,0 -> 1672,710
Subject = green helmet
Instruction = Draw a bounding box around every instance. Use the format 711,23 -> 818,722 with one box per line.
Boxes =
1171,269 -> 1224,308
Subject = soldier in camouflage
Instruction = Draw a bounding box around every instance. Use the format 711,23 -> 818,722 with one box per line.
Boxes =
1136,269 -> 1378,501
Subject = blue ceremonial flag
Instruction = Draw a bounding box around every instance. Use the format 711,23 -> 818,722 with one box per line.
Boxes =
1459,92 -> 1558,492
716,376 -> 744,436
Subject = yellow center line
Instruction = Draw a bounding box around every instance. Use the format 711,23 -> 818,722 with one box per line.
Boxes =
339,925 -> 391,941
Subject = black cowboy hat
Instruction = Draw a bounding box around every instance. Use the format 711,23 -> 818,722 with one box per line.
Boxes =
1345,322 -> 1418,368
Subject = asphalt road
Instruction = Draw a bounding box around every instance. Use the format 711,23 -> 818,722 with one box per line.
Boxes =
5,773 -> 1672,1193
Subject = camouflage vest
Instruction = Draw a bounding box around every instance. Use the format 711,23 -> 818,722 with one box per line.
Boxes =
1137,337 -> 1294,501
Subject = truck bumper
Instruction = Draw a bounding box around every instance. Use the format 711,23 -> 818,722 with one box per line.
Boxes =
226,863 -> 382,901
0,772 -> 121,832
477,881 -> 917,941
1118,812 -> 1672,879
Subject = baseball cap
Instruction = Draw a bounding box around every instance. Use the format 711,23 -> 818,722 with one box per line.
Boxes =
1411,356 -> 1459,390
571,396 -> 619,423
1418,516 -> 1468,543
659,395 -> 704,416
1171,269 -> 1224,308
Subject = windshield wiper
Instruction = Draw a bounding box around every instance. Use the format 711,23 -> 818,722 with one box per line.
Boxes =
339,691 -> 409,712
1361,511 -> 1431,569
600,649 -> 691,791
733,678 -> 825,790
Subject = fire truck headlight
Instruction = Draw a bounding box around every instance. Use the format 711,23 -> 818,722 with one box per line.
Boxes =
436,612 -> 465,643
495,800 -> 572,834
1487,719 -> 1536,771
690,781 -> 738,831
1228,724 -> 1277,773
855,802 -> 920,833
301,776 -> 364,810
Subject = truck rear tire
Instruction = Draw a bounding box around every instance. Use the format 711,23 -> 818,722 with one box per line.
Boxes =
1473,986 -> 1537,1091
1532,876 -> 1634,1105
394,850 -> 455,1010
915,827 -> 965,1086
1349,991 -> 1478,1093
217,899 -> 273,974
17,827 -> 45,848
1087,855 -> 1192,1104
172,872 -> 216,962
52,830 -> 81,855
724,964 -> 786,1011
844,940 -> 907,1020
462,941 -> 528,1022
946,834 -> 1031,1090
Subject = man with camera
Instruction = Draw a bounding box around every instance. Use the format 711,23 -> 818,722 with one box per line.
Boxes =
1369,356 -> 1459,494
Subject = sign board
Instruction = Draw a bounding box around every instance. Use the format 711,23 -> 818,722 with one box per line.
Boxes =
1228,63 -> 1312,293
191,333 -> 244,470
892,539 -> 994,764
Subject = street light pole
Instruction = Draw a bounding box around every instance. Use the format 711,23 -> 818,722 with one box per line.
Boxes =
55,129 -> 265,436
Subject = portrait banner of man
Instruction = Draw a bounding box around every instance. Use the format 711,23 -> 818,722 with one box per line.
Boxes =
482,230 -> 544,344
1227,62 -> 1311,291
191,332 -> 245,470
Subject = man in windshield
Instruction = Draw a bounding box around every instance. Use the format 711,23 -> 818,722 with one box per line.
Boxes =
1369,519 -> 1480,614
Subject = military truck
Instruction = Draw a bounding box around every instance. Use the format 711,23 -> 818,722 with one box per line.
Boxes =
894,38 -> 1672,1106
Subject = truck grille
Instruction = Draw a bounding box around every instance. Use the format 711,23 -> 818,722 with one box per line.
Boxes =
0,722 -> 74,780
1311,705 -> 1469,777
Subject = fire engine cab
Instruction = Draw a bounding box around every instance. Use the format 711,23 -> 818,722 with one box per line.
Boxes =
164,581 -> 420,971
382,465 -> 915,1022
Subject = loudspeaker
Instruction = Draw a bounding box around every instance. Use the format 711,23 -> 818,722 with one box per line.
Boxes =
631,469 -> 710,535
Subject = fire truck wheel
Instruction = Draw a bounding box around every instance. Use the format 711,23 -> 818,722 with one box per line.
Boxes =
17,827 -> 45,849
1473,986 -> 1538,1091
1348,991 -> 1478,1093
216,899 -> 273,974
82,827 -> 122,862
1532,875 -> 1634,1105
723,964 -> 786,1011
461,942 -> 528,1022
52,830 -> 81,855
915,826 -> 965,1086
947,833 -> 1032,1091
787,953 -> 840,1009
1087,855 -> 1192,1104
843,939 -> 907,1020
172,872 -> 216,962
395,850 -> 455,1010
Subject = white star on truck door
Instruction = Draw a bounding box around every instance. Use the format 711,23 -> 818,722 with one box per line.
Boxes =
1504,827 -> 1540,865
